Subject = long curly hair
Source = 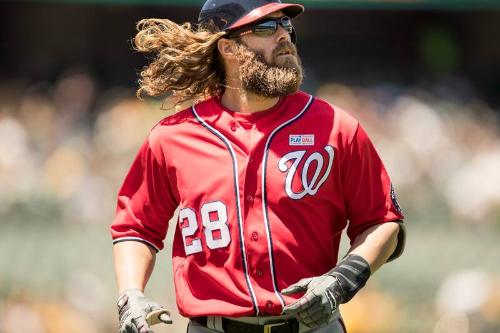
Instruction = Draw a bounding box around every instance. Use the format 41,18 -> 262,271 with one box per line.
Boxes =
133,19 -> 226,109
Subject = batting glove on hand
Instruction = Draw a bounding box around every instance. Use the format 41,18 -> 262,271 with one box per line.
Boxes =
117,289 -> 164,333
281,254 -> 371,329
281,275 -> 340,328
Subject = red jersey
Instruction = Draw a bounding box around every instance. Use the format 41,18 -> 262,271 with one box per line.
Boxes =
110,91 -> 403,317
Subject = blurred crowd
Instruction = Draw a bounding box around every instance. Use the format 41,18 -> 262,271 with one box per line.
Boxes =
0,71 -> 166,225
317,79 -> 500,226
0,69 -> 499,333
1,70 -> 500,227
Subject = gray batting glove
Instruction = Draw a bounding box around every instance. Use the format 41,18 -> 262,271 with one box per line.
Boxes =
117,289 -> 162,333
281,275 -> 340,328
282,254 -> 371,329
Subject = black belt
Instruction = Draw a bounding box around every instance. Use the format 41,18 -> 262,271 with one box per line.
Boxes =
191,316 -> 300,333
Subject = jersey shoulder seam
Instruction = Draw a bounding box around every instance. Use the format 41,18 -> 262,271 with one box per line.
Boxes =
151,107 -> 195,131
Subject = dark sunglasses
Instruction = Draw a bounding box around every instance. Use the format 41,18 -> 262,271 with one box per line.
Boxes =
229,16 -> 294,38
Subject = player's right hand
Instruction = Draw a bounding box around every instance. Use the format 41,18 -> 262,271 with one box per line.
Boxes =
117,288 -> 167,333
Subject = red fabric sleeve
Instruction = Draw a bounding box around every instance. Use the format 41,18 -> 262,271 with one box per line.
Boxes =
341,124 -> 404,243
110,137 -> 178,251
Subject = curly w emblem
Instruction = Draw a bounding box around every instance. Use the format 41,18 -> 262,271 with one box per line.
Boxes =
278,145 -> 334,200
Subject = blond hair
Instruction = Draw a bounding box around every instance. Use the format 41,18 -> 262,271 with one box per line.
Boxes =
133,18 -> 226,109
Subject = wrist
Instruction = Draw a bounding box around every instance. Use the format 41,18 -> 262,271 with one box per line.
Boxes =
327,254 -> 371,303
119,288 -> 144,294
118,288 -> 143,298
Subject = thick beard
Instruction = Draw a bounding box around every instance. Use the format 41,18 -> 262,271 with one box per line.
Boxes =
234,41 -> 303,98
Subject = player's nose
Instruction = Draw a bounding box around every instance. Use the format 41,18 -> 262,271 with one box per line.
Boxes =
275,24 -> 292,44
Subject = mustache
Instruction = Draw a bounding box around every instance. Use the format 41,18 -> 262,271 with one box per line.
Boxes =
273,41 -> 297,57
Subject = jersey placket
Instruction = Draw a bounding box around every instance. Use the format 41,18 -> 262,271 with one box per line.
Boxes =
239,95 -> 314,315
240,122 -> 281,315
260,95 -> 314,314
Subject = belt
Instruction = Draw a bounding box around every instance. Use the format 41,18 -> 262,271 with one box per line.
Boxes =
191,316 -> 300,333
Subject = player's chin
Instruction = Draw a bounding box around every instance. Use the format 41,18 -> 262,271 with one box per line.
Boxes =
275,54 -> 299,68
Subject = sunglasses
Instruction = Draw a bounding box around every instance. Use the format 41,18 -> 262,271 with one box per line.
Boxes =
229,16 -> 294,38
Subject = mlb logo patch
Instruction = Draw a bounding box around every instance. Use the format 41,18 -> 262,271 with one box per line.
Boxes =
289,135 -> 315,146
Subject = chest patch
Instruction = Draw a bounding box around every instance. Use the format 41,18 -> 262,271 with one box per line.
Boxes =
278,145 -> 334,200
289,134 -> 315,146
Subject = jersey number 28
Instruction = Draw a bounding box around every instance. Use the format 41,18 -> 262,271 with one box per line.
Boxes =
179,201 -> 231,255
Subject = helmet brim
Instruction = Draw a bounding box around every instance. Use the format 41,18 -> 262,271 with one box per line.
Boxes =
226,2 -> 304,31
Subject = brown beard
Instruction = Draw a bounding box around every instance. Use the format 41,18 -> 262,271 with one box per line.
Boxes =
233,40 -> 303,98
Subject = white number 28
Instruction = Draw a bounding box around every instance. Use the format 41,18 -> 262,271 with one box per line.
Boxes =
179,201 -> 231,255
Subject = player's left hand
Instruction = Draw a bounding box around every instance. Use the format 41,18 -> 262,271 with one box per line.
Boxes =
281,275 -> 340,328
282,254 -> 372,329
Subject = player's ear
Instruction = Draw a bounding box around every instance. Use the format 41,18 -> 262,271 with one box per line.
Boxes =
217,38 -> 237,60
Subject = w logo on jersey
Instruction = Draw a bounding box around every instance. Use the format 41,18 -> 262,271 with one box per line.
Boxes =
278,145 -> 334,200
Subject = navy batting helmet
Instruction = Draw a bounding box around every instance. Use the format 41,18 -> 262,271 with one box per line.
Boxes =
198,0 -> 304,43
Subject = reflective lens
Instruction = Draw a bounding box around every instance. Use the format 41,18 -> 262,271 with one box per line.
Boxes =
252,16 -> 293,36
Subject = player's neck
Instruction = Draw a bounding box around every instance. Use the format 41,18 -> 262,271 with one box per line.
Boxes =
221,88 -> 280,114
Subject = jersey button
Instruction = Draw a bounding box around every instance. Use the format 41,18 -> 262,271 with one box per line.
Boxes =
256,270 -> 263,277
246,195 -> 254,202
251,232 -> 259,241
230,121 -> 237,131
266,301 -> 273,309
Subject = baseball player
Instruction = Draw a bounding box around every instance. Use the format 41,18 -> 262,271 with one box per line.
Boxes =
111,1 -> 406,332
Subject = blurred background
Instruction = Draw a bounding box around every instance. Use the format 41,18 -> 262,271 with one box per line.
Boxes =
1,0 -> 500,332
